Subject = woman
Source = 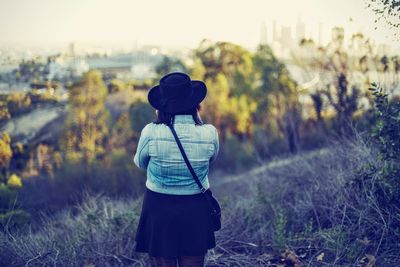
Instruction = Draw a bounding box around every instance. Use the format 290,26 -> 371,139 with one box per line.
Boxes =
133,72 -> 219,267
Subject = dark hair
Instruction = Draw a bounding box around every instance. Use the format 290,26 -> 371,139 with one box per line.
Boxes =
154,104 -> 203,125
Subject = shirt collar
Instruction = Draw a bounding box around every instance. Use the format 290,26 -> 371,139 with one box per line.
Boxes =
174,114 -> 195,124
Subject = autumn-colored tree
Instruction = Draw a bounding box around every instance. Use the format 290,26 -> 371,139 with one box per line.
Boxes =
201,74 -> 231,140
6,92 -> 31,116
108,79 -> 128,94
194,40 -> 258,139
0,132 -> 12,183
62,70 -> 109,169
188,58 -> 206,80
195,40 -> 254,95
0,101 -> 10,122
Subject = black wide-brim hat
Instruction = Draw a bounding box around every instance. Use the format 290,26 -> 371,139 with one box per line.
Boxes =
148,72 -> 207,113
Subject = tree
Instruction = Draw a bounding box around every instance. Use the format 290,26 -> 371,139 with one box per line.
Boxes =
155,55 -> 187,77
6,92 -> 31,117
201,74 -> 231,140
108,79 -> 128,94
253,44 -> 283,126
294,31 -> 397,137
253,44 -> 302,153
35,144 -> 54,177
325,73 -> 360,136
0,133 -> 12,183
367,0 -> 400,37
128,101 -> 155,134
62,70 -> 109,169
194,40 -> 258,139
194,40 -> 254,96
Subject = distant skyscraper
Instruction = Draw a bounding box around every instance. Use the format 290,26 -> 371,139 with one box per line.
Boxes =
281,26 -> 293,49
273,20 -> 278,43
296,17 -> 306,44
318,23 -> 324,45
260,22 -> 268,45
68,42 -> 76,58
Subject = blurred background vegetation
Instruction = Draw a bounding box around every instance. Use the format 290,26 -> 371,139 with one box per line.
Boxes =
0,0 -> 399,266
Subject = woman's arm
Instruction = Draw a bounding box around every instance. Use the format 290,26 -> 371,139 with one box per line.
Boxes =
133,124 -> 152,169
210,126 -> 219,164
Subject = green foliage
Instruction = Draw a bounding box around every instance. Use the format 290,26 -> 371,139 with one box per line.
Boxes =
50,155 -> 146,205
0,183 -> 16,212
195,40 -> 248,80
369,83 -> 400,161
0,183 -> 30,230
356,83 -> 400,207
155,55 -> 187,77
215,134 -> 256,173
273,209 -> 288,248
128,100 -> 155,134
193,41 -> 265,138
0,209 -> 31,230
253,44 -> 302,152
252,126 -> 288,158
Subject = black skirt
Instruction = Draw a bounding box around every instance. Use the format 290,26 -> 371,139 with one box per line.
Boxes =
134,188 -> 216,257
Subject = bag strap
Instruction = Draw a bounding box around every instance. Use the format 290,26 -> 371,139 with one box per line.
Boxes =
167,123 -> 207,193
167,122 -> 220,215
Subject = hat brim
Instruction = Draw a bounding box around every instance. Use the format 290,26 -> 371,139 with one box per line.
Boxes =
148,80 -> 207,113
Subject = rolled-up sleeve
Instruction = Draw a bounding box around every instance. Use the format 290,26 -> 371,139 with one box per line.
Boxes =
133,124 -> 151,169
210,126 -> 219,164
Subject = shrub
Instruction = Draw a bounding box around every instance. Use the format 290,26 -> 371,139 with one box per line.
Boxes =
108,79 -> 128,94
0,209 -> 31,230
6,92 -> 31,116
215,134 -> 256,173
129,100 -> 155,134
212,135 -> 398,266
0,183 -> 31,231
7,174 -> 22,188
352,83 -> 400,220
0,192 -> 146,266
362,84 -> 400,205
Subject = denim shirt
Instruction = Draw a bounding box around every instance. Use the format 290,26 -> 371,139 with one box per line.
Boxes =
133,115 -> 219,195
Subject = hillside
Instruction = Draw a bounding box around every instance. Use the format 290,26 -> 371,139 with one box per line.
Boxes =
1,137 -> 398,266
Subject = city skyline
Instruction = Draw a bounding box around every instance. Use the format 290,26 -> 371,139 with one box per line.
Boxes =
0,0 -> 398,51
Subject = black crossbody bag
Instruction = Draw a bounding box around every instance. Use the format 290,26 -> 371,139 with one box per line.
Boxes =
167,123 -> 222,232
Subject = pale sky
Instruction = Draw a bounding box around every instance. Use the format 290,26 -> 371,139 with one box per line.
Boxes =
0,0 -> 398,50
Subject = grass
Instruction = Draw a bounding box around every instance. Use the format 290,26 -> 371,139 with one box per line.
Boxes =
1,133 -> 399,266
